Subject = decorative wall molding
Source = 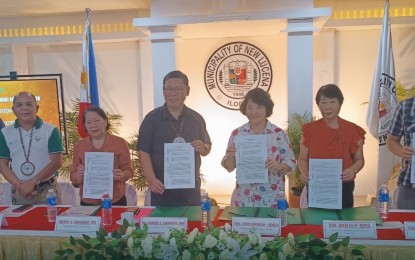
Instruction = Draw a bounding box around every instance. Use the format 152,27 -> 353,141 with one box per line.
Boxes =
0,23 -> 136,38
333,7 -> 415,20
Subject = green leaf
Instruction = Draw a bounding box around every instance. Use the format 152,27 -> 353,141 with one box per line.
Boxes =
54,250 -> 66,256
311,246 -> 323,254
82,234 -> 92,241
96,232 -> 106,243
74,254 -> 82,260
76,239 -> 92,249
93,243 -> 104,250
123,218 -> 129,227
341,237 -> 350,247
69,236 -> 76,246
85,250 -> 98,259
352,249 -> 364,256
334,255 -> 343,260
111,230 -> 120,238
309,238 -> 327,247
111,239 -> 119,247
64,249 -> 74,254
332,241 -> 342,250
101,228 -> 108,237
319,249 -> 330,255
329,232 -> 338,243
354,244 -> 366,250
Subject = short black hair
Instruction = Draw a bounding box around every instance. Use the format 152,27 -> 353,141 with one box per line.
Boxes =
163,70 -> 189,87
83,106 -> 111,132
240,88 -> 274,117
315,84 -> 344,106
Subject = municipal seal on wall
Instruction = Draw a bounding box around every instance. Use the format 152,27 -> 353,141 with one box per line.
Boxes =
204,42 -> 273,110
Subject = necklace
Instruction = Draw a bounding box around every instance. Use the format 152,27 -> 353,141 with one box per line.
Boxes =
18,127 -> 35,176
169,113 -> 186,143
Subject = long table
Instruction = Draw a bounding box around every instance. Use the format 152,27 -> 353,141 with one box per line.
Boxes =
1,206 -> 415,259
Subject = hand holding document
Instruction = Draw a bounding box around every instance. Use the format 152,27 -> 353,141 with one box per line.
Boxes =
83,152 -> 114,199
235,135 -> 268,184
164,143 -> 195,189
308,159 -> 342,209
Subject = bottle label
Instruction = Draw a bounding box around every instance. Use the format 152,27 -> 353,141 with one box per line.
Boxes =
277,199 -> 288,210
47,197 -> 57,206
101,199 -> 112,209
201,200 -> 211,211
379,193 -> 389,202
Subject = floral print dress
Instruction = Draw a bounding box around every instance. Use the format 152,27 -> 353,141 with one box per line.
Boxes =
226,121 -> 296,207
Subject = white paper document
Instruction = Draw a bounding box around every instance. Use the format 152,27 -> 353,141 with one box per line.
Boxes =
164,143 -> 195,189
83,152 -> 114,199
235,135 -> 268,184
308,159 -> 342,209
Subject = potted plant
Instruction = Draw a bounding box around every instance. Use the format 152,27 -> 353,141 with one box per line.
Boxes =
285,112 -> 315,196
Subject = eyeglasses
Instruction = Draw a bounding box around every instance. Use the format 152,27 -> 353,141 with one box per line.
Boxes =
163,87 -> 185,94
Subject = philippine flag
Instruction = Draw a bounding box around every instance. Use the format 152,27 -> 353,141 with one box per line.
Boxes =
78,8 -> 99,138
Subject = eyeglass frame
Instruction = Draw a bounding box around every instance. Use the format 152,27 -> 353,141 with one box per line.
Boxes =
163,86 -> 187,95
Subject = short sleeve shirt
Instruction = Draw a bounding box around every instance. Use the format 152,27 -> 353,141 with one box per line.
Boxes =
137,104 -> 211,206
389,97 -> 415,188
0,117 -> 63,180
302,117 -> 365,170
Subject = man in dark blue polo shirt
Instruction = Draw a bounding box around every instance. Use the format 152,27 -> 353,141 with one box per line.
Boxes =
137,70 -> 212,206
0,118 -> 4,129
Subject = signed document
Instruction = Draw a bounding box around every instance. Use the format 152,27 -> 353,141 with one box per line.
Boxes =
164,143 -> 195,189
83,152 -> 114,199
235,135 -> 268,184
308,159 -> 342,209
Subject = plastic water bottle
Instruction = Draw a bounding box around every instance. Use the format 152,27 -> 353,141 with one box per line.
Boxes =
101,192 -> 112,226
276,191 -> 288,227
201,191 -> 211,228
46,189 -> 57,223
378,184 -> 389,220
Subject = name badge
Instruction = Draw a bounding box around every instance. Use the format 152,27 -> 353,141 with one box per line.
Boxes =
55,216 -> 101,232
323,220 -> 377,239
141,217 -> 187,234
404,222 -> 415,239
232,217 -> 281,236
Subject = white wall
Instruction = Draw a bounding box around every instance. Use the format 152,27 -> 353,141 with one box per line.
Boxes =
26,41 -> 141,140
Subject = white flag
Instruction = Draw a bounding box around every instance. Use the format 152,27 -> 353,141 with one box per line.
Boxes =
366,0 -> 399,189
